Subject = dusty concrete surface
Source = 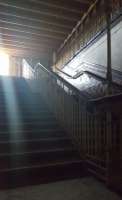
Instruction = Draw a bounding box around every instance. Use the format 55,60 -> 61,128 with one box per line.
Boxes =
0,177 -> 121,200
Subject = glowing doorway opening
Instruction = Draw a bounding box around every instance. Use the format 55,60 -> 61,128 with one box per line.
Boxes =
0,51 -> 9,76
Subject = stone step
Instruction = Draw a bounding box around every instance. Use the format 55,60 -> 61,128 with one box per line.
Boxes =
0,159 -> 85,189
0,137 -> 71,153
0,148 -> 79,169
0,129 -> 66,141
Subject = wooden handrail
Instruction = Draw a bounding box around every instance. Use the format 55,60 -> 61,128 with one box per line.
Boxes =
28,61 -> 122,110
55,67 -> 84,79
34,63 -> 88,100
55,60 -> 122,86
89,92 -> 122,105
25,59 -> 122,187
58,0 -> 99,53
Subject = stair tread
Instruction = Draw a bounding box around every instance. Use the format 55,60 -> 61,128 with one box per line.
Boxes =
0,137 -> 72,153
0,159 -> 83,173
0,121 -> 59,124
0,149 -> 81,170
0,136 -> 70,144
0,128 -> 64,132
0,77 -> 83,187
0,147 -> 74,157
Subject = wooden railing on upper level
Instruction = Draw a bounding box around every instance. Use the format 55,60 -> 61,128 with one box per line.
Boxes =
55,0 -> 122,70
23,60 -> 122,192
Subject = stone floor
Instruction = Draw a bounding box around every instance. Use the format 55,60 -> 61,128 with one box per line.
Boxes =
0,177 -> 121,200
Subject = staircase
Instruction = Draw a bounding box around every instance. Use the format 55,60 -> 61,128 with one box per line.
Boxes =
0,76 -> 84,189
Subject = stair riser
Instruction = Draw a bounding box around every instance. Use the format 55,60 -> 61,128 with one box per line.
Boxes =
0,117 -> 57,123
0,106 -> 49,112
0,118 -> 57,123
0,131 -> 65,141
0,103 -> 48,110
0,112 -> 53,118
0,121 -> 59,126
0,139 -> 71,153
0,111 -> 52,116
0,150 -> 76,169
0,161 -> 85,189
0,123 -> 60,130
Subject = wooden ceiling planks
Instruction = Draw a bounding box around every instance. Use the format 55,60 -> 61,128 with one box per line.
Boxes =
0,0 -> 95,59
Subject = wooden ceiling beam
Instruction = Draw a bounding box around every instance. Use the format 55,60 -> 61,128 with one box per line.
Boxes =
1,47 -> 50,58
0,0 -> 93,59
0,7 -> 76,29
0,43 -> 52,53
0,0 -> 81,22
0,39 -> 58,50
73,0 -> 93,4
0,36 -> 60,48
0,33 -> 62,47
0,15 -> 71,35
0,29 -> 65,41
29,0 -> 88,13
0,22 -> 66,39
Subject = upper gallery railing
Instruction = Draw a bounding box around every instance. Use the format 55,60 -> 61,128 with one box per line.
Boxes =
55,0 -> 122,70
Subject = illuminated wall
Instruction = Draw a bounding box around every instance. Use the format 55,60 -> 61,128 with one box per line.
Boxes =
9,56 -> 22,77
76,21 -> 122,71
62,20 -> 122,74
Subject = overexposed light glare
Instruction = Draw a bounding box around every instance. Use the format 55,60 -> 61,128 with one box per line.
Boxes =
0,51 -> 9,76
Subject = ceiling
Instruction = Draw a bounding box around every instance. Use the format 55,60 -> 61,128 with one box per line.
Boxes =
0,0 -> 95,60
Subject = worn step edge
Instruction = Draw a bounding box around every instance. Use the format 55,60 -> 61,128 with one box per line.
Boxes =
0,147 -> 75,157
0,159 -> 83,173
0,137 -> 70,144
0,128 -> 65,133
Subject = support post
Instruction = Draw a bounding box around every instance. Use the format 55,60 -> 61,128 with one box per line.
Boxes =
106,1 -> 112,89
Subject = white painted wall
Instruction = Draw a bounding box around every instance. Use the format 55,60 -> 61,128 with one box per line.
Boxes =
63,20 -> 122,78
77,20 -> 122,71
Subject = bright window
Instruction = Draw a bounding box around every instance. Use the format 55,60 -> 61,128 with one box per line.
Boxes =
0,51 -> 9,76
